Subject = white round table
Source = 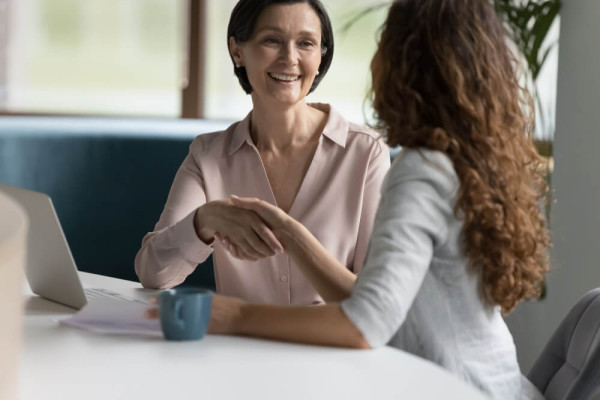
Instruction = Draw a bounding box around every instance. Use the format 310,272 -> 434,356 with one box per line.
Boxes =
21,272 -> 490,400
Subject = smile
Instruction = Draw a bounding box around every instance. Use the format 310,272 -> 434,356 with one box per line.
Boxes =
268,73 -> 301,82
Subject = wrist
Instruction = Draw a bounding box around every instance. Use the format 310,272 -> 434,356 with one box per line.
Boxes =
278,217 -> 308,248
194,205 -> 215,243
233,301 -> 248,335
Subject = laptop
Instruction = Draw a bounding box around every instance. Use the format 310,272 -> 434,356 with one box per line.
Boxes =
0,183 -> 140,309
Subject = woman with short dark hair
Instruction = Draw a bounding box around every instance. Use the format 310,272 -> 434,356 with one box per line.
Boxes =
135,0 -> 390,305
228,0 -> 334,95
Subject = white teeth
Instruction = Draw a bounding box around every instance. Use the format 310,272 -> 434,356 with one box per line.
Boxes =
269,73 -> 300,82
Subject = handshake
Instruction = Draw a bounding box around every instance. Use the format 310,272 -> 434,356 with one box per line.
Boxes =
194,195 -> 288,262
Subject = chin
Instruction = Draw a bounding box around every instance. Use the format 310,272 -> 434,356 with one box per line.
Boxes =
271,94 -> 306,107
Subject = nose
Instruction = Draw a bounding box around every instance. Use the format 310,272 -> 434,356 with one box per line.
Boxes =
280,41 -> 298,65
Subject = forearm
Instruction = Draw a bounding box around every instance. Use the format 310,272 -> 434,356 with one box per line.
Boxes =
193,203 -> 217,243
236,303 -> 370,349
135,211 -> 213,289
135,237 -> 207,289
277,219 -> 357,302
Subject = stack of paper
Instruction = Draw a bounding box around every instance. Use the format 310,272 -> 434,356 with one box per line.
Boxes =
60,297 -> 162,337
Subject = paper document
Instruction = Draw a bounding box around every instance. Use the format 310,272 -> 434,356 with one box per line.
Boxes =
60,297 -> 163,337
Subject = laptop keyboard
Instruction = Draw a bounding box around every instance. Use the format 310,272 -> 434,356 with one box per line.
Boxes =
84,288 -> 146,304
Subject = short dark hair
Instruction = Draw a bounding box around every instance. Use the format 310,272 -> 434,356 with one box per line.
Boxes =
227,0 -> 334,95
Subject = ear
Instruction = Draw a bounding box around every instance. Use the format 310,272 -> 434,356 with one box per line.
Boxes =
229,36 -> 244,67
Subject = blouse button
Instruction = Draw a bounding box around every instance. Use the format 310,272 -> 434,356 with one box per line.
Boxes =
280,275 -> 288,282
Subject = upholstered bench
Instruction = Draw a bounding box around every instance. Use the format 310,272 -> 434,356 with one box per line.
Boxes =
0,116 -> 231,290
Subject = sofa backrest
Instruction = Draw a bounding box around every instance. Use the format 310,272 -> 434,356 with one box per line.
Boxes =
0,116 -> 231,290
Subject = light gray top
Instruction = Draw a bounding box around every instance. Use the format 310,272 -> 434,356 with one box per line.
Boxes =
341,149 -> 543,400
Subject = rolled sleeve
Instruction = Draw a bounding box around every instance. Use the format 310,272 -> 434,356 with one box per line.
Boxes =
169,209 -> 214,264
135,209 -> 214,289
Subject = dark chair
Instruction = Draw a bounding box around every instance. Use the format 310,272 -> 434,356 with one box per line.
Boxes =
528,288 -> 600,400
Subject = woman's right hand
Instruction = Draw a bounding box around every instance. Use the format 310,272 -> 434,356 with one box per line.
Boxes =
194,199 -> 283,261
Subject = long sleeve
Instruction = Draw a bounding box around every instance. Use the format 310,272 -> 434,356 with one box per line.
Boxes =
351,140 -> 390,274
341,149 -> 457,347
135,140 -> 214,289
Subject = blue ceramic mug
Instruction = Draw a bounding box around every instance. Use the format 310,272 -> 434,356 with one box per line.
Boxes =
159,288 -> 212,341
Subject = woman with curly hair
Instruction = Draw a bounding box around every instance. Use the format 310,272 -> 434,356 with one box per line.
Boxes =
151,0 -> 551,397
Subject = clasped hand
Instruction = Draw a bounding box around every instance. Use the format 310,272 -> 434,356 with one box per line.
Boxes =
195,196 -> 289,261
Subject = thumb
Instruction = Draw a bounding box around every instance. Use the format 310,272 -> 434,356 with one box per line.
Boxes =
230,195 -> 255,210
230,195 -> 273,223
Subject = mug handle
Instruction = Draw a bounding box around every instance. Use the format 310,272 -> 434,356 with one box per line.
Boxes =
174,298 -> 185,329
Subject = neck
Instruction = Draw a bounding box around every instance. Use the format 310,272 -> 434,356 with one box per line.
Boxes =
249,101 -> 325,151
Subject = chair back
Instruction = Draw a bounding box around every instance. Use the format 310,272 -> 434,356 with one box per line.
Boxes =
0,192 -> 28,400
528,288 -> 600,400
563,342 -> 600,400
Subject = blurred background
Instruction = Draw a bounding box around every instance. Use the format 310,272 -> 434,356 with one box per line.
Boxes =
1,0 -> 391,124
0,0 -> 559,134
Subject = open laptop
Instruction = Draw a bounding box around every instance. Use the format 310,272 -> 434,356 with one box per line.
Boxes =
0,183 -> 141,309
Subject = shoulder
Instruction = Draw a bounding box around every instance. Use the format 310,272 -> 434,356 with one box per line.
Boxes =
188,121 -> 240,156
387,148 -> 459,196
342,121 -> 390,168
348,122 -> 389,156
314,102 -> 389,159
348,122 -> 387,152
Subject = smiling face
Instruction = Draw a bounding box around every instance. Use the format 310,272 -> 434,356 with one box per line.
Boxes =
229,3 -> 323,109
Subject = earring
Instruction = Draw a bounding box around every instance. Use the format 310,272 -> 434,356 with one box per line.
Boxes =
235,63 -> 241,68
316,70 -> 320,75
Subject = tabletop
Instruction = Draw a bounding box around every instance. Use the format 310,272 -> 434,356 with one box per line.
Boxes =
20,272 -> 489,400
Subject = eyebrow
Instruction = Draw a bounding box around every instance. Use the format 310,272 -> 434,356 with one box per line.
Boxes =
254,27 -> 320,37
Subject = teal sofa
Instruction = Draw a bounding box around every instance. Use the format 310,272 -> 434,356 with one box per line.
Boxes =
0,116 -> 231,289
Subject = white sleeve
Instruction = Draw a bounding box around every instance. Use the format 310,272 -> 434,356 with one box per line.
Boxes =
341,149 -> 458,347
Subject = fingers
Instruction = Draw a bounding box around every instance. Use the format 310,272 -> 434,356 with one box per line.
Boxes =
229,194 -> 252,208
211,198 -> 284,260
244,228 -> 278,257
215,220 -> 281,259
230,196 -> 289,239
253,224 -> 284,253
145,307 -> 159,319
214,232 -> 225,248
232,243 -> 259,261
230,195 -> 270,220
216,232 -> 260,261
230,196 -> 284,253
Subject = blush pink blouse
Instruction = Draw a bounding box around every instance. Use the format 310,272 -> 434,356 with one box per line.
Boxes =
135,103 -> 390,305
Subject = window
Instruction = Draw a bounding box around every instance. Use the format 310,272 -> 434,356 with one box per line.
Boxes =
1,0 -> 388,123
3,0 -> 186,117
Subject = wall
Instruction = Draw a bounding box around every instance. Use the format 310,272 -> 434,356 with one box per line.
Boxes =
504,0 -> 600,372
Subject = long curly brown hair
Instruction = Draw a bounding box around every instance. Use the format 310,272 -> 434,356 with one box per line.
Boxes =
370,0 -> 551,313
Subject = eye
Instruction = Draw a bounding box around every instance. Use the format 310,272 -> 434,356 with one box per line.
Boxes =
299,40 -> 316,48
262,37 -> 280,45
